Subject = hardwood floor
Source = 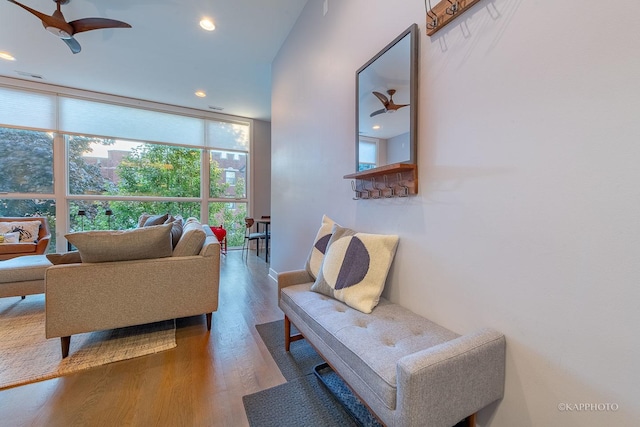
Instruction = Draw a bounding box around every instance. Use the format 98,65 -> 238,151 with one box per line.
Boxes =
0,251 -> 286,427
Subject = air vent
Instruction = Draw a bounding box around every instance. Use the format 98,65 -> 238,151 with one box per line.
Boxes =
16,71 -> 44,79
208,105 -> 224,111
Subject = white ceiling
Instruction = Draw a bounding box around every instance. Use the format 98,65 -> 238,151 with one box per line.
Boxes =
0,0 -> 309,121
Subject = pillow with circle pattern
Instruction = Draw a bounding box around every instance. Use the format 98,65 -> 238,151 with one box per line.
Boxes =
305,215 -> 337,280
311,224 -> 399,314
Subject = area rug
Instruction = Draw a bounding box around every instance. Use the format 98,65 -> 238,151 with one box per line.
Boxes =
0,294 -> 176,390
243,319 -> 377,427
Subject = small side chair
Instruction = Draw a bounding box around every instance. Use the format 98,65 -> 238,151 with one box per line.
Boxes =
242,218 -> 265,260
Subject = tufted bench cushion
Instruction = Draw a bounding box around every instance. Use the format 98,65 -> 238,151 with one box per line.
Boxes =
281,283 -> 460,410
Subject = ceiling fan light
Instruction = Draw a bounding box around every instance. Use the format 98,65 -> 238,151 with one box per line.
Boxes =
0,52 -> 16,61
45,26 -> 72,39
199,18 -> 215,31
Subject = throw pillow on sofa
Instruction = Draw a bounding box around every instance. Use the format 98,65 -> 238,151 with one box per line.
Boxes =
143,213 -> 170,227
46,251 -> 82,265
66,223 -> 173,263
1,232 -> 20,244
138,213 -> 183,248
311,224 -> 399,314
165,215 -> 184,248
172,218 -> 206,257
0,221 -> 41,243
137,212 -> 170,228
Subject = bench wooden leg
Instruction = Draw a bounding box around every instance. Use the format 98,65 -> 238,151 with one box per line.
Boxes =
284,315 -> 304,352
206,313 -> 212,331
467,413 -> 477,427
284,315 -> 291,351
61,336 -> 71,358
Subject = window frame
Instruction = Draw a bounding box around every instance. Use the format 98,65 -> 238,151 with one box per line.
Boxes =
0,83 -> 255,252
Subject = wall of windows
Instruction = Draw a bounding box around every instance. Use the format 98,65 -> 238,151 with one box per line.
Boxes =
0,84 -> 255,252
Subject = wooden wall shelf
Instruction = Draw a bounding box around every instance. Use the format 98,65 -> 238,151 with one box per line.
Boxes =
344,163 -> 418,199
425,0 -> 482,36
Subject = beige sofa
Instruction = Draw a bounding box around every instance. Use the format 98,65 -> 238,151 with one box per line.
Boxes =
45,219 -> 221,358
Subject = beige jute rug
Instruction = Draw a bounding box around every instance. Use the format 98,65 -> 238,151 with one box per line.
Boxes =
0,294 -> 176,390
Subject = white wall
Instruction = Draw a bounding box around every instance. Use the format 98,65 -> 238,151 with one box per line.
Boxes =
271,0 -> 640,425
387,131 -> 410,164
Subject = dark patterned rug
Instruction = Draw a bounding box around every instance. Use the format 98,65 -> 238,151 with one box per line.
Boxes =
243,319 -> 468,427
243,319 -> 378,426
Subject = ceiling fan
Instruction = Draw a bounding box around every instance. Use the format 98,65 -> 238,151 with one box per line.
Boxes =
7,0 -> 131,54
370,89 -> 409,117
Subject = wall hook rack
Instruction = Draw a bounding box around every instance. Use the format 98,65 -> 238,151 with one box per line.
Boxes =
344,163 -> 418,200
383,175 -> 395,198
425,0 -> 482,36
397,173 -> 410,197
370,178 -> 383,199
446,0 -> 459,15
351,180 -> 361,200
425,0 -> 439,30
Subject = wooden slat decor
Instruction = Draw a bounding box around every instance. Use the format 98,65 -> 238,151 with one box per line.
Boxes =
426,0 -> 483,36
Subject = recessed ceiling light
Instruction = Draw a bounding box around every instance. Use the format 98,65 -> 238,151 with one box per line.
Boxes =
199,18 -> 215,31
195,91 -> 207,98
0,52 -> 16,61
372,125 -> 381,130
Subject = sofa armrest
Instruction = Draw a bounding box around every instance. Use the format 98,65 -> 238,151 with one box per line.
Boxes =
35,216 -> 51,255
278,269 -> 314,302
395,328 -> 506,427
200,235 -> 221,257
35,234 -> 50,255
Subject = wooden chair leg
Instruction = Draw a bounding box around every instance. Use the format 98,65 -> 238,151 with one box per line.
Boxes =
61,336 -> 71,358
206,313 -> 212,330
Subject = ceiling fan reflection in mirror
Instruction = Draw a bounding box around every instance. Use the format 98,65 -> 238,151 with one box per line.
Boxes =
7,0 -> 131,54
370,89 -> 409,117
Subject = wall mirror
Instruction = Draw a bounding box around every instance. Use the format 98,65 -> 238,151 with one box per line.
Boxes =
356,23 -> 417,172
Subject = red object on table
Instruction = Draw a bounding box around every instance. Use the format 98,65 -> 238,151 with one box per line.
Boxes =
210,225 -> 227,255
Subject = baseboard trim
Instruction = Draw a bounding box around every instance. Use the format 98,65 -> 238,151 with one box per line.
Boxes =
268,268 -> 278,283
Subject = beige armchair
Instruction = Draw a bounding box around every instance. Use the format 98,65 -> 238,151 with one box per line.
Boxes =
0,217 -> 51,261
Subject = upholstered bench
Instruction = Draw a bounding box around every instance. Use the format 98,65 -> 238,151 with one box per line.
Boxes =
279,274 -> 506,427
0,255 -> 51,299
279,216 -> 506,426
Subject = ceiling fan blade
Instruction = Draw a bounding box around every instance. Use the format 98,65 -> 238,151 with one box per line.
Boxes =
6,0 -> 55,25
388,103 -> 409,111
62,36 -> 81,54
372,91 -> 389,106
70,18 -> 132,34
370,108 -> 386,117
